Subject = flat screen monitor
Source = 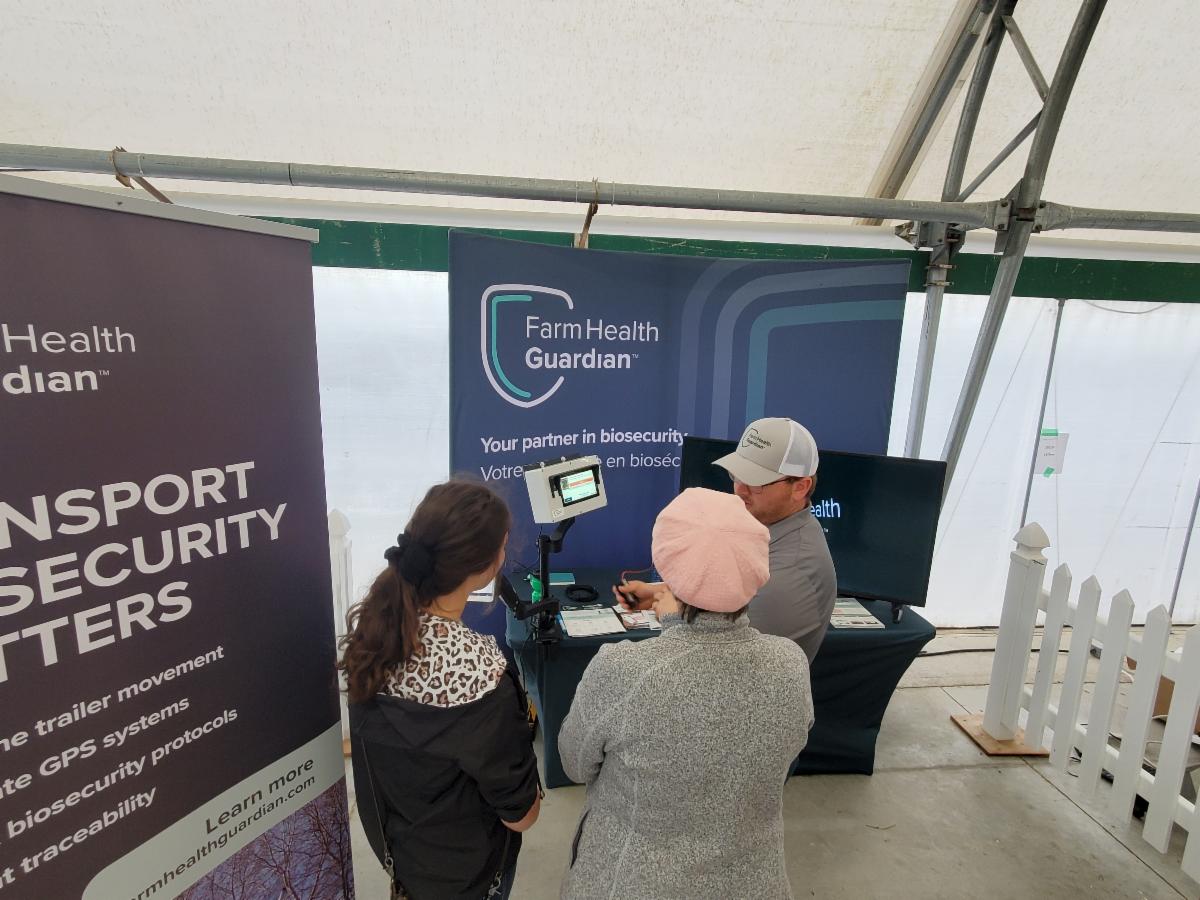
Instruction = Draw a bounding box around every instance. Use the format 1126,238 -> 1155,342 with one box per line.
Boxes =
679,437 -> 946,608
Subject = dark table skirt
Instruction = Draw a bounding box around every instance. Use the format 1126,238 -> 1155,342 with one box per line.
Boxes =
503,568 -> 935,787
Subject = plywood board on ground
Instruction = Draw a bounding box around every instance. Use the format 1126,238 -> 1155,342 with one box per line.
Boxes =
951,713 -> 1049,756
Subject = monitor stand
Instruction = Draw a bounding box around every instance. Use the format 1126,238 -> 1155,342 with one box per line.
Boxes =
532,518 -> 575,644
498,575 -> 561,643
536,518 -> 575,605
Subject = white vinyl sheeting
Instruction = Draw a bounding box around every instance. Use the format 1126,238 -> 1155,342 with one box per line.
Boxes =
313,268 -> 451,598
3,0 -> 1200,247
892,295 -> 1200,626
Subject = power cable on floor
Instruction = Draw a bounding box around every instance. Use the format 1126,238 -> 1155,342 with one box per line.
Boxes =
917,646 -> 1070,657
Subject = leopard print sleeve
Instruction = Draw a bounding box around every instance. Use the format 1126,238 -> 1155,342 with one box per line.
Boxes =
383,614 -> 508,708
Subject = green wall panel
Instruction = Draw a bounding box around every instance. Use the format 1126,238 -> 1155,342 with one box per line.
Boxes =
267,218 -> 1200,303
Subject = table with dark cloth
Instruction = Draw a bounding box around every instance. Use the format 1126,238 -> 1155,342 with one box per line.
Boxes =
505,568 -> 936,788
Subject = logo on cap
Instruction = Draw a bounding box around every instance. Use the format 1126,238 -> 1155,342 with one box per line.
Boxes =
742,427 -> 772,451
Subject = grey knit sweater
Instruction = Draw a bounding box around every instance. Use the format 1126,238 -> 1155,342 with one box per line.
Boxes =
558,612 -> 814,900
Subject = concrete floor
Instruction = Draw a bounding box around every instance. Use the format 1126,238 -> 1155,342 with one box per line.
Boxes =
346,629 -> 1198,899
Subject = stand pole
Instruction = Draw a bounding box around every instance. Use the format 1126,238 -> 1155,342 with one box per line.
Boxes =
534,519 -> 574,643
1169,477 -> 1200,621
1020,298 -> 1067,527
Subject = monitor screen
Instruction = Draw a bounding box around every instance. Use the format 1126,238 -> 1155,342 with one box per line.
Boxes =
679,437 -> 946,607
558,467 -> 600,506
679,437 -> 742,494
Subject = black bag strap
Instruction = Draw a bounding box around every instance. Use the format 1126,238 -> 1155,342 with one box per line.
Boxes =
355,735 -> 406,898
362,749 -> 394,874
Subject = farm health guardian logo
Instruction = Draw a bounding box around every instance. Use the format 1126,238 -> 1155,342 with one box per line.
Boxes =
480,284 -> 660,408
2,323 -> 134,397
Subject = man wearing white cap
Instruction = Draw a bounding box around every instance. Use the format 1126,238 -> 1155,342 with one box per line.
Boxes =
712,417 -> 837,661
620,417 -> 837,662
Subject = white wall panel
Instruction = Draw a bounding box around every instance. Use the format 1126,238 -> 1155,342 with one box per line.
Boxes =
313,268 -> 450,602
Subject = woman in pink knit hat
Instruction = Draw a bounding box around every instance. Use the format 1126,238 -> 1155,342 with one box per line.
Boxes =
558,488 -> 814,900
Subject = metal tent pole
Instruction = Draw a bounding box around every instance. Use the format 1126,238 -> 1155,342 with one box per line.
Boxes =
1038,204 -> 1200,233
905,0 -> 1015,458
859,0 -> 996,227
3,142 -> 1199,234
1168,478 -> 1200,620
941,0 -> 1108,493
905,280 -> 946,459
0,143 -> 997,228
943,0 -> 1017,204
1019,298 -> 1067,526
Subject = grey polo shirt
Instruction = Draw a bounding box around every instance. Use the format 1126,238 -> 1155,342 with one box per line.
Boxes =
746,505 -> 838,663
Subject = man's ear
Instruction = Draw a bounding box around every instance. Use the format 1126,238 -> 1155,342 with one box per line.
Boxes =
793,476 -> 813,503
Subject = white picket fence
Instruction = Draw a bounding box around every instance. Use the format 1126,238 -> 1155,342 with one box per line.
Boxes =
328,509 -> 354,743
984,523 -> 1199,880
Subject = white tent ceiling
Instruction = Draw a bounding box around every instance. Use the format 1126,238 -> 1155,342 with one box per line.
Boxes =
4,0 -> 1198,251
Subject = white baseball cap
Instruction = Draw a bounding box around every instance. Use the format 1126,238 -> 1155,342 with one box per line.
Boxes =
713,418 -> 819,487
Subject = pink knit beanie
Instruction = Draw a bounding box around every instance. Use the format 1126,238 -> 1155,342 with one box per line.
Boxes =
651,488 -> 770,613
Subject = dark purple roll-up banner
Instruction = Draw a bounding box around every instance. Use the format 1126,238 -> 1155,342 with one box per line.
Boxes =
0,179 -> 351,899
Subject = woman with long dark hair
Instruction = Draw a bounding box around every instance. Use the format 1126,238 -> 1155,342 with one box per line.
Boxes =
341,480 -> 540,900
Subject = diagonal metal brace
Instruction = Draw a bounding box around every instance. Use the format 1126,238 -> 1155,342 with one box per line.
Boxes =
1003,15 -> 1050,99
957,112 -> 1042,202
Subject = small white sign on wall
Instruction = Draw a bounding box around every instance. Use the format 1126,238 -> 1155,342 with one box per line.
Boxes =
1037,429 -> 1070,477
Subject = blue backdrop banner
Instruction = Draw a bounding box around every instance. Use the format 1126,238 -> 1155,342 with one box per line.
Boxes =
449,232 -> 909,571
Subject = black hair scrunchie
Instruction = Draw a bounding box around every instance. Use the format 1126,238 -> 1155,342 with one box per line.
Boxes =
384,533 -> 435,587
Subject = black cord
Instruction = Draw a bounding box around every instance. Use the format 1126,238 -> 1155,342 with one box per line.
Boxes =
918,647 -> 1071,658
564,584 -> 599,604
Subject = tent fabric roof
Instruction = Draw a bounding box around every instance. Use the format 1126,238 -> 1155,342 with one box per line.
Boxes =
4,0 -> 1198,247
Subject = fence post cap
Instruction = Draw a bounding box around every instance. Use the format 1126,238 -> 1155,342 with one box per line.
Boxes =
328,508 -> 351,537
1012,522 -> 1050,558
